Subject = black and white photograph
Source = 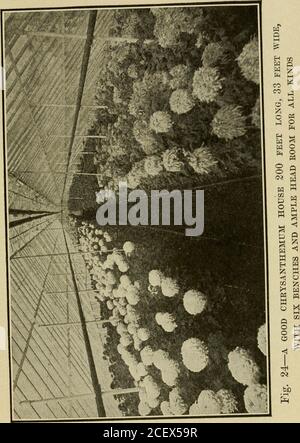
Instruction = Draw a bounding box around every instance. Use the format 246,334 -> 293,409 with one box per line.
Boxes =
3,3 -> 270,420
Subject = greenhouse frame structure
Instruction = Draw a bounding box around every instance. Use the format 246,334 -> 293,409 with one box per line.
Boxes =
3,8 -> 141,420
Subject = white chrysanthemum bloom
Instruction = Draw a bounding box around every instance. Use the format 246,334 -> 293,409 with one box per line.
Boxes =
116,257 -> 129,274
125,286 -> 140,306
127,323 -> 138,336
143,375 -> 161,399
157,313 -> 177,333
102,260 -> 113,271
144,155 -> 164,177
183,289 -> 207,315
118,261 -> 130,274
98,239 -> 105,247
192,67 -> 223,103
123,241 -> 135,256
138,327 -> 151,342
160,401 -> 173,416
152,8 -> 203,48
112,288 -> 120,300
113,301 -> 120,310
189,402 -> 201,415
196,390 -> 222,414
132,120 -> 159,155
120,274 -> 132,289
116,323 -> 127,336
161,360 -> 180,387
217,389 -> 238,414
169,64 -> 190,90
152,349 -> 171,370
187,146 -> 218,175
202,42 -> 225,67
112,307 -> 121,319
181,338 -> 209,373
158,312 -> 175,324
106,300 -> 114,310
119,306 -> 127,317
138,401 -> 151,416
162,321 -> 177,333
105,271 -> 116,286
134,336 -> 143,351
161,370 -> 177,387
131,328 -> 139,340
244,384 -> 268,413
152,14 -> 179,48
129,365 -> 141,382
126,169 -> 143,190
126,159 -> 147,189
237,37 -> 260,85
169,89 -> 195,114
149,270 -> 163,287
161,277 -> 180,298
149,111 -> 173,133
169,387 -> 187,415
106,253 -> 115,264
122,351 -> 139,368
227,347 -> 261,386
141,136 -> 161,156
116,284 -> 126,298
158,71 -> 170,86
155,312 -> 165,326
120,333 -> 132,348
120,350 -> 131,365
140,346 -> 154,366
137,362 -> 148,378
162,147 -> 186,173
211,105 -> 247,141
257,323 -> 267,356
147,396 -> 160,409
103,232 -> 112,242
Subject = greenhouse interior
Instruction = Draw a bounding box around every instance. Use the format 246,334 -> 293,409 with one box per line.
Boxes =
5,7 -> 269,420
